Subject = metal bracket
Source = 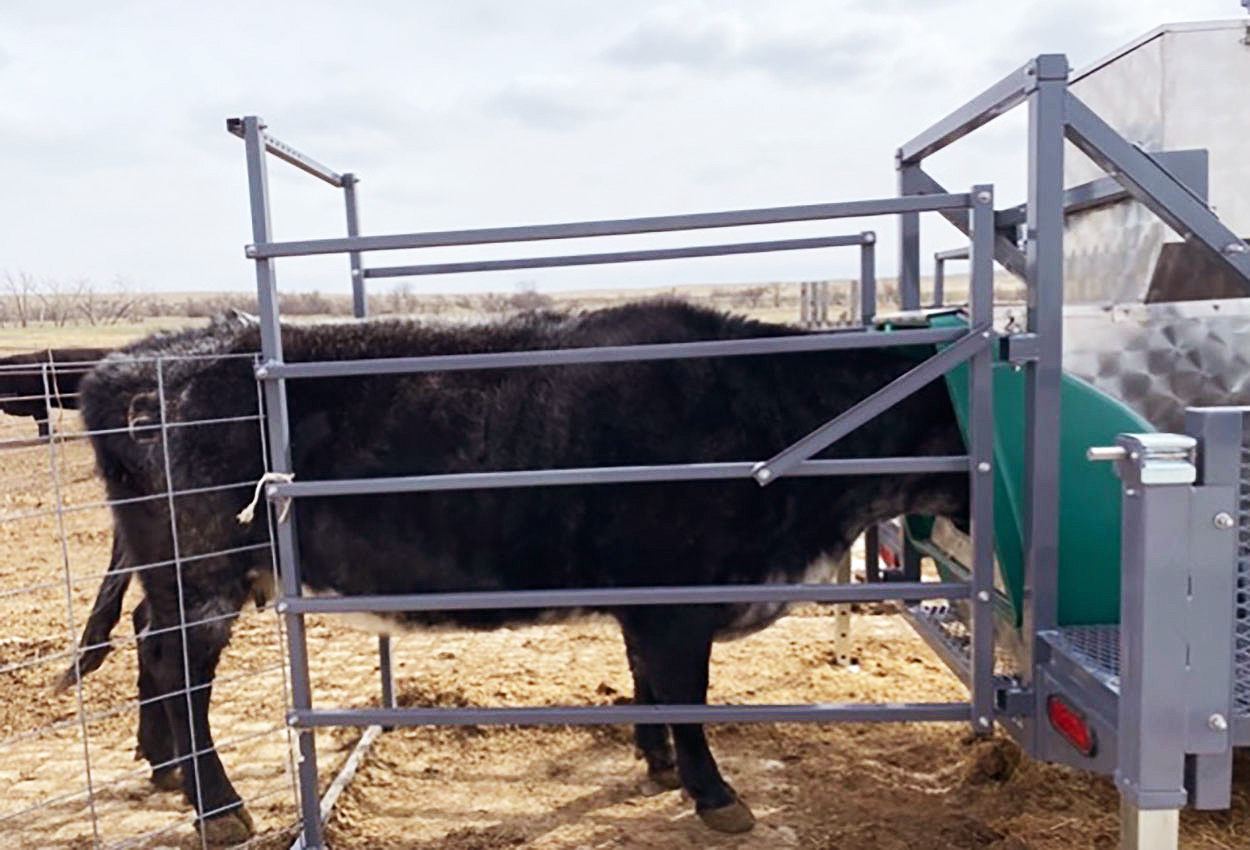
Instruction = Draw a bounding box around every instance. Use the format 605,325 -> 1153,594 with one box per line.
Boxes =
1000,333 -> 1040,365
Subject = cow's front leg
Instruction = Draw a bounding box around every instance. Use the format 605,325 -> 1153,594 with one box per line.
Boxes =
141,614 -> 252,844
619,610 -> 755,833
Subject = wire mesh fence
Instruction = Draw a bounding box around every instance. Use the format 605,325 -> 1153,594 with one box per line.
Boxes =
0,352 -> 308,849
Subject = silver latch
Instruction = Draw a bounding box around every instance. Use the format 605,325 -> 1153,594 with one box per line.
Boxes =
1087,433 -> 1197,486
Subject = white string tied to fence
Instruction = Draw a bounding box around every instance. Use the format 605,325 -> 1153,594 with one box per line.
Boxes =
237,472 -> 296,525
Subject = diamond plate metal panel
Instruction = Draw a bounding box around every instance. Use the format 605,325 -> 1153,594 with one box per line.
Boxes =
1062,300 -> 1250,433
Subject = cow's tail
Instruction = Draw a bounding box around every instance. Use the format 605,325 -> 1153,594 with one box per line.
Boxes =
55,533 -> 131,692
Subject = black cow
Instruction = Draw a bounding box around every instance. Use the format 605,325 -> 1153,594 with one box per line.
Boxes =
0,347 -> 112,437
76,301 -> 969,843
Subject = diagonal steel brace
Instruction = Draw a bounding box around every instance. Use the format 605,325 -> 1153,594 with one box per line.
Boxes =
753,328 -> 993,485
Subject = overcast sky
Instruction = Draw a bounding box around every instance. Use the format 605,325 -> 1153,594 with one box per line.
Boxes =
1,1 -> 1242,296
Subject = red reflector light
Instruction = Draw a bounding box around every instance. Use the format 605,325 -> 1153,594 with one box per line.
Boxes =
881,547 -> 899,568
1046,694 -> 1097,757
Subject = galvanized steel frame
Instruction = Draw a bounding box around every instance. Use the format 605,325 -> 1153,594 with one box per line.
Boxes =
231,114 -> 1004,849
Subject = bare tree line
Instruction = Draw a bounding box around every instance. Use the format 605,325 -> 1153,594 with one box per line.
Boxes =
1,270 -> 889,328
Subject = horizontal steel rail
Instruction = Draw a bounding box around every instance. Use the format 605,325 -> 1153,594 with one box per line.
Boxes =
1063,93 -> 1250,291
226,117 -> 344,187
271,457 -> 969,499
245,193 -> 972,259
935,247 -> 970,261
292,702 -> 973,728
257,326 -> 962,380
278,581 -> 969,615
897,58 -> 1038,165
362,233 -> 873,278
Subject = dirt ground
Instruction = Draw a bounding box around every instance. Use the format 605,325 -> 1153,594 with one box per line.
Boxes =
1,319 -> 1247,849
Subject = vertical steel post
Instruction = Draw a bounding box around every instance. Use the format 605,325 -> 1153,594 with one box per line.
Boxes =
933,257 -> 945,307
343,174 -> 367,319
968,185 -> 996,734
1110,433 -> 1195,850
859,233 -> 876,326
896,163 -> 923,580
242,116 -> 325,850
343,171 -> 396,711
1021,56 -> 1068,711
896,158 -> 922,311
1180,408 -> 1240,810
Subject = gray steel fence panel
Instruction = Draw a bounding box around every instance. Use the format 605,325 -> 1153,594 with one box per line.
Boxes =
363,234 -> 873,279
257,326 -> 966,381
294,702 -> 973,729
279,581 -> 970,616
245,194 -> 973,260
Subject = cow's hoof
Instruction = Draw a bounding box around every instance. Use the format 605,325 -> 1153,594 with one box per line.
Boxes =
698,798 -> 756,833
200,805 -> 254,845
150,766 -> 182,792
639,767 -> 681,796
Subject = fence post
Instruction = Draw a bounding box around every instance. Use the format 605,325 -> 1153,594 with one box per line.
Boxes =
242,116 -> 326,850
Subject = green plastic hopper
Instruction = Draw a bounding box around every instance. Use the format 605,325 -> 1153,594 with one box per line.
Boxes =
898,313 -> 1154,627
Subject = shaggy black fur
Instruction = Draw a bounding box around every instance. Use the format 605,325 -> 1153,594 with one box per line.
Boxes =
75,301 -> 969,835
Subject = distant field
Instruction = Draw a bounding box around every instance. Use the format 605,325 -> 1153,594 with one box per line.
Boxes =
0,273 -> 1003,355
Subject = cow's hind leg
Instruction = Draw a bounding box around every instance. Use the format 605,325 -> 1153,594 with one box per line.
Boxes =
140,608 -> 253,844
618,611 -> 755,833
132,602 -> 181,791
623,632 -> 680,794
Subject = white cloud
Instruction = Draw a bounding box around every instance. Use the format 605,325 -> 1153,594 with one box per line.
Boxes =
0,0 -> 1243,295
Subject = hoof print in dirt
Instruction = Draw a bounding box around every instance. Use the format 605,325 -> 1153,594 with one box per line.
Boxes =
698,797 -> 756,833
200,805 -> 254,846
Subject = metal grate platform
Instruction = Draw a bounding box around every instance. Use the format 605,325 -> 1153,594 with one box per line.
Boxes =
1235,417 -> 1250,716
1052,625 -> 1121,692
903,601 -> 1020,679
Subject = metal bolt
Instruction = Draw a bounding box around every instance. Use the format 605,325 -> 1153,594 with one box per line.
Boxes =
1224,241 -> 1249,255
255,366 -> 269,378
275,600 -> 289,614
1208,713 -> 1228,732
756,468 -> 772,483
1213,512 -> 1235,530
977,590 -> 991,603
245,245 -> 257,258
977,716 -> 991,728
977,461 -> 991,473
286,711 -> 298,727
975,190 -> 993,204
352,268 -> 362,277
1125,488 -> 1137,497
981,330 -> 992,339
862,231 -> 876,244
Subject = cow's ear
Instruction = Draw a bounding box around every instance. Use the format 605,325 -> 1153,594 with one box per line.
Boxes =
126,391 -> 161,443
